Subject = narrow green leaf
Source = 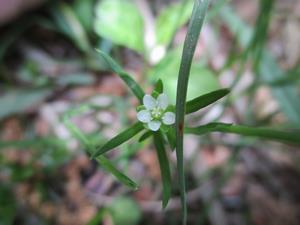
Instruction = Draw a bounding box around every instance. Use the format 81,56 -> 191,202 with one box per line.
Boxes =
95,156 -> 138,190
185,122 -> 300,146
96,49 -> 123,73
0,88 -> 51,120
63,109 -> 138,189
0,138 -> 65,150
185,88 -> 230,114
52,2 -> 91,52
268,77 -> 300,87
175,0 -> 210,223
220,5 -> 300,126
138,131 -> 152,142
96,50 -> 145,103
154,79 -> 164,94
166,128 -> 176,150
56,73 -> 95,86
153,131 -> 172,208
92,122 -> 144,158
249,0 -> 274,70
73,0 -> 94,31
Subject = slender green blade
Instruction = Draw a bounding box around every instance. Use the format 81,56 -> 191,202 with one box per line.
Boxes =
92,122 -> 144,158
166,128 -> 176,150
95,155 -> 138,189
138,131 -> 152,142
185,88 -> 230,114
0,88 -> 51,120
153,131 -> 172,208
175,0 -> 210,223
220,6 -> 300,126
186,122 -> 300,146
52,2 -> 91,52
63,108 -> 138,189
0,138 -> 65,150
96,50 -> 145,103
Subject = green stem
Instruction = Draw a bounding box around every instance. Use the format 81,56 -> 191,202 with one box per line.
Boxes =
175,1 -> 210,224
186,122 -> 300,146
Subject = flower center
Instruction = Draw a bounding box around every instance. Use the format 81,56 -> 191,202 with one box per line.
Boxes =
151,107 -> 163,119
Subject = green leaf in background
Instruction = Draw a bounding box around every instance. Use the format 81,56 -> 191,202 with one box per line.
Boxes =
94,0 -> 144,53
0,138 -> 65,150
86,210 -> 105,225
73,0 -> 94,32
56,73 -> 95,86
109,197 -> 141,225
0,88 -> 51,120
153,79 -> 164,94
96,50 -> 145,103
266,67 -> 300,86
175,0 -> 210,223
51,2 -> 91,52
149,47 -> 219,104
0,185 -> 16,225
63,107 -> 138,189
153,131 -> 172,208
156,0 -> 193,46
92,122 -> 144,158
220,5 -> 300,126
185,122 -> 300,146
0,20 -> 34,62
185,88 -> 230,114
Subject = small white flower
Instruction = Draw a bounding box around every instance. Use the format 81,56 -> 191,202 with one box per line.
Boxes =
137,93 -> 175,131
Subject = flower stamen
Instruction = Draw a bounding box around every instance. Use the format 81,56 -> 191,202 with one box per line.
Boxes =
151,107 -> 163,119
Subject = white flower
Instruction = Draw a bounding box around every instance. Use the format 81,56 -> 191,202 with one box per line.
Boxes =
137,93 -> 175,131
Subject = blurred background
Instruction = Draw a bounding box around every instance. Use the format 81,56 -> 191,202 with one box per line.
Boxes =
0,0 -> 300,224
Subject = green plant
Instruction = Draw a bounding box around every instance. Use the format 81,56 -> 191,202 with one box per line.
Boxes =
62,1 -> 300,225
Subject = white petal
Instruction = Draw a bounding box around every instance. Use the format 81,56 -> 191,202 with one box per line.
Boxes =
162,112 -> 175,125
143,95 -> 156,110
148,120 -> 161,131
157,93 -> 168,110
137,110 -> 151,123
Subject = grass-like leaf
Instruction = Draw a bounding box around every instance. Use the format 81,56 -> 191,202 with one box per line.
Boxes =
185,122 -> 300,146
92,122 -> 144,158
63,110 -> 138,189
51,2 -> 91,52
0,88 -> 51,120
185,88 -> 230,114
138,131 -> 153,142
0,138 -> 65,150
153,131 -> 172,208
166,128 -> 176,150
175,0 -> 210,223
96,155 -> 138,189
96,50 -> 145,103
220,5 -> 300,126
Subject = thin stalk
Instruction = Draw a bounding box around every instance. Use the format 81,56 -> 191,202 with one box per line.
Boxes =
175,0 -> 210,224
